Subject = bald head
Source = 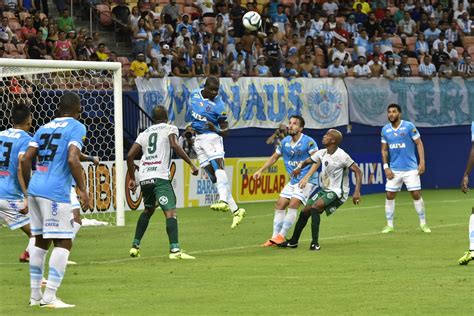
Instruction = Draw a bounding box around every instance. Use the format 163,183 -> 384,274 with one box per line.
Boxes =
152,105 -> 168,122
202,76 -> 220,100
328,129 -> 343,145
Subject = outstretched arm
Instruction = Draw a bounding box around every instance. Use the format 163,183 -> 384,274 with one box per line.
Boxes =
462,143 -> 474,193
299,161 -> 321,189
253,152 -> 281,180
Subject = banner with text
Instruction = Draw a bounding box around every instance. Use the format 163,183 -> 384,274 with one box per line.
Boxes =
136,77 -> 349,130
347,77 -> 474,127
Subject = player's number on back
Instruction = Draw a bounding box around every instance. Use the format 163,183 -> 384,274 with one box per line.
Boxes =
0,141 -> 13,168
148,132 -> 158,154
39,133 -> 62,162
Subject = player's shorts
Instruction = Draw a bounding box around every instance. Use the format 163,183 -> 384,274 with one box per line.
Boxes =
28,196 -> 74,239
307,190 -> 344,216
385,169 -> 421,192
279,182 -> 317,205
70,187 -> 80,210
140,178 -> 176,211
193,133 -> 225,168
0,199 -> 29,230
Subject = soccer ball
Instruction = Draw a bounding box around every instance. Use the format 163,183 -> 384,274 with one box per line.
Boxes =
242,11 -> 262,31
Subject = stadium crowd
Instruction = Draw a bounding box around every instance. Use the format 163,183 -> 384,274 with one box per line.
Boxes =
1,0 -> 474,85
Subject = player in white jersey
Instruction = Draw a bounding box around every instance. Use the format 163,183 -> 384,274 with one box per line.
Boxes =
458,122 -> 474,265
0,103 -> 35,263
279,129 -> 362,250
381,104 -> 431,233
127,106 -> 199,259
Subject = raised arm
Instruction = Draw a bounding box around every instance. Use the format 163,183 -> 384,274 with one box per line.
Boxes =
253,152 -> 282,180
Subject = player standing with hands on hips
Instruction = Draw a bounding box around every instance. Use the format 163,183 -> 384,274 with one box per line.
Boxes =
381,104 -> 431,234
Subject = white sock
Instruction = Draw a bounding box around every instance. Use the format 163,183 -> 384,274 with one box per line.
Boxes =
272,210 -> 285,238
215,169 -> 229,203
413,198 -> 426,226
43,247 -> 70,303
469,214 -> 474,251
280,208 -> 298,238
385,199 -> 395,227
26,237 -> 35,252
72,222 -> 81,241
227,191 -> 239,213
29,246 -> 47,300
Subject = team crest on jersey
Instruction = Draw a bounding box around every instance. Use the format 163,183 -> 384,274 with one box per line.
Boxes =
159,196 -> 169,205
325,161 -> 328,166
327,192 -> 334,199
307,84 -> 342,124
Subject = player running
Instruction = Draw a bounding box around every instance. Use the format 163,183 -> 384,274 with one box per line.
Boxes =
279,129 -> 362,250
0,103 -> 35,262
458,121 -> 474,265
253,115 -> 319,246
127,106 -> 199,259
381,104 -> 431,233
189,76 -> 245,228
21,93 -> 89,308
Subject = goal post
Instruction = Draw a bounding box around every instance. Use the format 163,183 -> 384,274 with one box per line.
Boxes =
0,58 -> 125,226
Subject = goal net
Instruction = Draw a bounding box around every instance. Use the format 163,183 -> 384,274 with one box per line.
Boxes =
0,59 -> 125,226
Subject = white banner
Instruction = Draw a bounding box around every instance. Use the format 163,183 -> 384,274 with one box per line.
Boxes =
135,77 -> 349,129
346,77 -> 473,127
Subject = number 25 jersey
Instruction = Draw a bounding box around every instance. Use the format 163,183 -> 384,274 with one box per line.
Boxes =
28,117 -> 86,203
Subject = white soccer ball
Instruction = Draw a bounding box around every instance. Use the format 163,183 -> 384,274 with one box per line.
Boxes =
242,11 -> 262,31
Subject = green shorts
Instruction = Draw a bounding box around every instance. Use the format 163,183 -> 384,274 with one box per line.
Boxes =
140,178 -> 176,211
307,190 -> 344,216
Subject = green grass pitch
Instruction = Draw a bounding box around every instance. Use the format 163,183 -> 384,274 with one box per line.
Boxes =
1,189 -> 474,315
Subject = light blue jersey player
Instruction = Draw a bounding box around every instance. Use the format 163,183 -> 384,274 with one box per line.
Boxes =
0,104 -> 35,263
189,76 -> 245,229
21,93 -> 89,308
253,115 -> 319,246
380,104 -> 430,234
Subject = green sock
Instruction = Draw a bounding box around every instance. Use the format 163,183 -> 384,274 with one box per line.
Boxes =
289,211 -> 310,244
133,212 -> 152,247
166,217 -> 179,251
310,209 -> 321,245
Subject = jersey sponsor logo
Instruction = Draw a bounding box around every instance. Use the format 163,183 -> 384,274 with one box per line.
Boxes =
0,131 -> 22,139
287,161 -> 300,167
159,196 -> 168,205
389,143 -> 406,149
0,170 -> 10,176
191,111 -> 208,122
308,84 -> 343,124
142,160 -> 162,166
44,121 -> 69,129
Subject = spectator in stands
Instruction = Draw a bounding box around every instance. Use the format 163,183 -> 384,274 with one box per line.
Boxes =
432,32 -> 447,52
415,32 -> 429,58
398,54 -> 412,77
383,56 -> 398,79
369,54 -> 383,77
364,12 -> 380,38
331,42 -> 352,68
334,22 -> 350,46
422,1 -> 434,16
192,54 -> 209,77
230,0 -> 247,38
75,36 -> 87,60
213,14 -> 227,44
175,27 -> 192,49
130,53 -> 149,81
54,31 -> 76,60
128,6 -> 140,31
354,4 -> 368,25
161,0 -> 180,30
354,56 -> 371,78
321,22 -> 335,49
298,54 -> 319,77
271,5 -> 290,35
381,9 -> 397,35
423,19 -> 441,47
263,31 -> 281,77
457,12 -> 472,36
344,14 -> 359,39
21,17 -> 37,42
25,29 -> 46,59
439,58 -> 456,79
368,44 -> 384,63
38,17 -> 49,41
378,32 -> 394,55
279,61 -> 298,79
398,11 -> 417,44
96,43 -> 109,61
174,57 -> 192,77
445,22 -> 461,47
458,56 -> 474,78
193,0 -> 216,18
148,57 -> 163,78
57,9 -> 75,33
393,2 -> 406,24
432,42 -> 450,70
354,29 -> 370,58
410,1 -> 423,22
133,18 -> 149,56
147,31 -> 161,61
158,53 -> 173,76
328,57 -> 347,78
177,14 -> 194,36
254,55 -> 271,77
0,16 -> 16,44
419,55 -> 437,80
417,12 -> 430,33
446,41 -> 458,63
432,4 -> 444,23
228,52 -> 246,80
323,0 -> 338,16
84,36 -> 96,59
454,3 -> 467,20
353,0 -> 371,15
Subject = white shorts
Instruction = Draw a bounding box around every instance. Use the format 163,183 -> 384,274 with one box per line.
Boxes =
0,199 -> 29,230
29,196 -> 74,239
385,169 -> 421,192
193,133 -> 225,168
279,182 -> 317,205
71,187 -> 80,210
